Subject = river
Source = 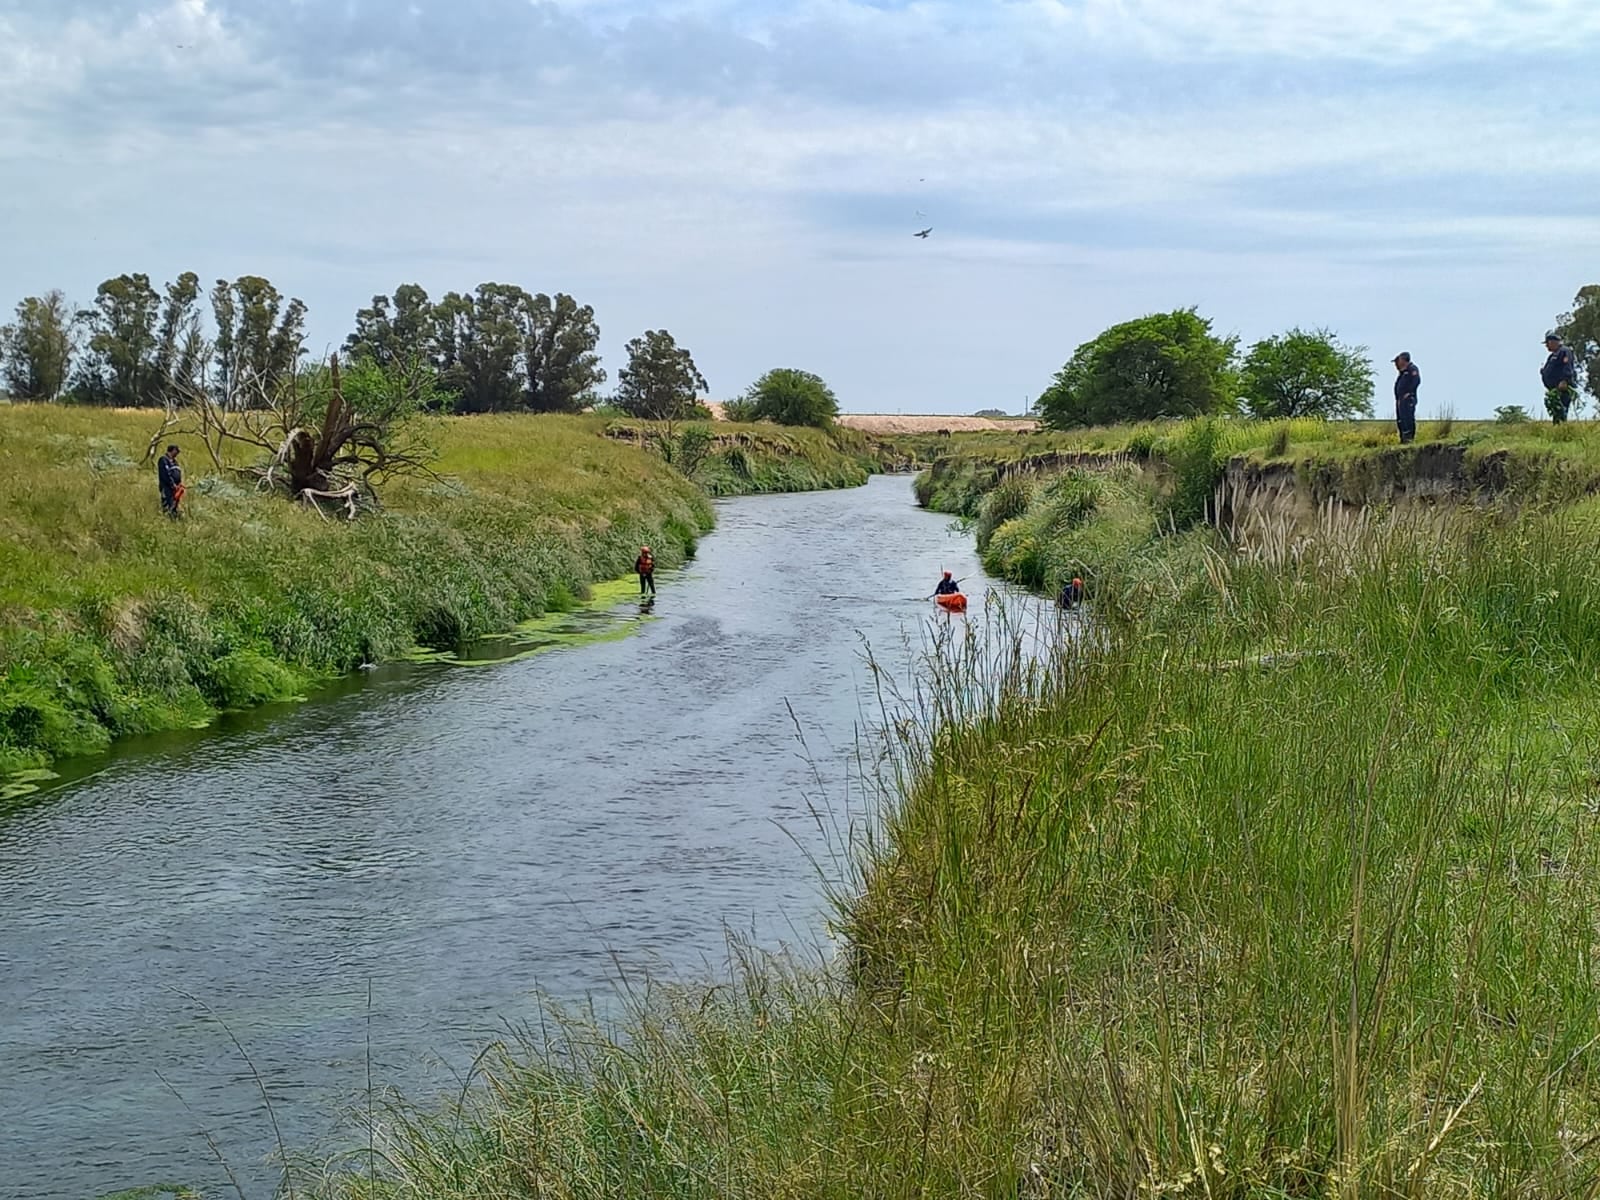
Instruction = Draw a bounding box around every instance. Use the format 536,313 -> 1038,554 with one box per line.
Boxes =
0,476 -> 1014,1200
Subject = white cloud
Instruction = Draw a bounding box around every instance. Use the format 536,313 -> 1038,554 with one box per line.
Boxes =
0,0 -> 1595,416
1017,0 -> 1600,61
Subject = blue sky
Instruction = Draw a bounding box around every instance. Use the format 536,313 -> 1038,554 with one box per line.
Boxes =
1,0 -> 1596,416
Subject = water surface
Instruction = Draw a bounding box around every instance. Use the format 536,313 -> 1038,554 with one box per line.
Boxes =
0,476 -> 1003,1199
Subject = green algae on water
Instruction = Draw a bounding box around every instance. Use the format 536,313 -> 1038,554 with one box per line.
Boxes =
1,768 -> 58,804
406,576 -> 660,667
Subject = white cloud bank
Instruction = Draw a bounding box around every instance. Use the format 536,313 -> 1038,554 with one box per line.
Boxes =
0,0 -> 1596,415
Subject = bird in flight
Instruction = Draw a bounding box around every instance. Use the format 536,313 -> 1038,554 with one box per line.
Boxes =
914,227 -> 933,239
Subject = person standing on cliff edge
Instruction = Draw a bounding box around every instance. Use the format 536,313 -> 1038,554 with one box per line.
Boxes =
1542,331 -> 1579,424
1393,352 -> 1421,444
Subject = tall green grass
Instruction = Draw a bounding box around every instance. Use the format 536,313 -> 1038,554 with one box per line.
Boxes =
311,502 -> 1600,1199
604,420 -> 881,496
0,408 -> 714,775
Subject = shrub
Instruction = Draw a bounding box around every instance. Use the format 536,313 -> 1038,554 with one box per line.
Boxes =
202,649 -> 304,710
739,368 -> 840,428
1166,416 -> 1228,528
975,474 -> 1036,553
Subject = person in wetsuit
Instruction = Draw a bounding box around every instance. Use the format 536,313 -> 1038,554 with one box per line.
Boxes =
635,546 -> 656,596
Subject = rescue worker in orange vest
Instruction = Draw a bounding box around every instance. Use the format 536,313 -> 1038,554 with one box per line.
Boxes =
635,545 -> 656,596
934,571 -> 960,596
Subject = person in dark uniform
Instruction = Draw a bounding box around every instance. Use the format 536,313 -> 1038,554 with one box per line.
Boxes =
1058,576 -> 1083,610
934,571 -> 960,596
1392,353 -> 1420,444
157,444 -> 184,517
1542,331 -> 1579,423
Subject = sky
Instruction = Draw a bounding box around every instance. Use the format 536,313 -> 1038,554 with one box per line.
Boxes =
1,0 -> 1596,417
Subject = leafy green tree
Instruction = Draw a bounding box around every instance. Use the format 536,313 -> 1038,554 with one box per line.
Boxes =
741,367 -> 839,427
1037,308 -> 1238,429
211,276 -> 307,405
153,272 -> 206,400
72,273 -> 163,406
522,292 -> 605,413
1555,285 -> 1600,405
615,329 -> 708,421
1495,405 -> 1531,424
1,290 -> 76,401
1239,328 -> 1373,419
346,284 -> 435,371
432,284 -> 529,414
347,283 -> 604,414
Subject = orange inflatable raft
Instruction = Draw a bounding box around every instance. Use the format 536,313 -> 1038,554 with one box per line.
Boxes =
934,592 -> 968,614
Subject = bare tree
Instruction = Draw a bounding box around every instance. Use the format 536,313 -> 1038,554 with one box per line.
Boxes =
149,352 -> 441,518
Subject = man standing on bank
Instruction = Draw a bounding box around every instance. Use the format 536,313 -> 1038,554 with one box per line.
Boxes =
1393,352 -> 1421,445
1542,331 -> 1579,424
158,443 -> 184,518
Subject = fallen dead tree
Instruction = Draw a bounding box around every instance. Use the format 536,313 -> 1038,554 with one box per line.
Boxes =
148,353 -> 439,517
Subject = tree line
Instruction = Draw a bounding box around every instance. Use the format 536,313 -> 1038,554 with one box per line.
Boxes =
1033,289 -> 1600,428
0,275 -> 844,428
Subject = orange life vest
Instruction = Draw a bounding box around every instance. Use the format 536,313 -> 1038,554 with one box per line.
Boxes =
637,552 -> 654,574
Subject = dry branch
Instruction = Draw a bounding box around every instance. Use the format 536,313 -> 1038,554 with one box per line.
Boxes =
147,351 -> 437,518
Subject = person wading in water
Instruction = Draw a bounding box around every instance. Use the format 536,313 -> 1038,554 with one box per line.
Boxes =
635,545 -> 657,597
158,444 -> 184,518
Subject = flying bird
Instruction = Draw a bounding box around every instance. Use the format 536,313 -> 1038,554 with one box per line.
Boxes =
914,228 -> 933,239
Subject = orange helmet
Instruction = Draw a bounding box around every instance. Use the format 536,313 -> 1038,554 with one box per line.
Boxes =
943,571 -> 952,578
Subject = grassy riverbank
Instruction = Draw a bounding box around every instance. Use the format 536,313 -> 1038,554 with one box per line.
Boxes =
0,409 -> 894,782
602,419 -> 882,494
916,417 -> 1600,601
309,491 -> 1600,1198
911,416 -> 1600,473
0,409 -> 720,780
